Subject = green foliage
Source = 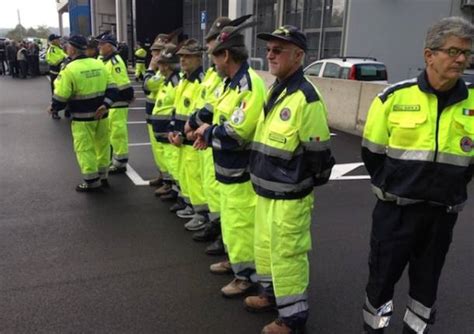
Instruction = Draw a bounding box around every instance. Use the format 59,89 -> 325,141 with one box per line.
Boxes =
5,24 -> 51,41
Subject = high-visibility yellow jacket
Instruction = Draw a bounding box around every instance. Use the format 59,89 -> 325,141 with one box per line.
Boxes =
250,67 -> 335,199
45,44 -> 67,75
189,65 -> 223,129
51,55 -> 117,121
101,52 -> 134,107
134,47 -> 147,64
151,70 -> 181,142
362,70 -> 474,212
172,66 -> 204,145
203,62 -> 266,184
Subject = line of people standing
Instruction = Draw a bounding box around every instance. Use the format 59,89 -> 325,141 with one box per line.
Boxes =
0,39 -> 40,79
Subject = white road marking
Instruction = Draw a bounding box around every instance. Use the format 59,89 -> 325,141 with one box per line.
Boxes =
329,163 -> 370,180
129,107 -> 146,110
125,164 -> 149,186
128,121 -> 146,124
129,142 -> 151,147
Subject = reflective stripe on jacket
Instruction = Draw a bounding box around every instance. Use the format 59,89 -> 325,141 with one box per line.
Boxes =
362,70 -> 474,211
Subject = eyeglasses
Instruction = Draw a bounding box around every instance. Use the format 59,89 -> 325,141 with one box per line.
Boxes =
266,47 -> 290,55
431,47 -> 472,58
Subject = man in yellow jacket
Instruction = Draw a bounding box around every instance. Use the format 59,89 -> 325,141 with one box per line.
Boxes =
48,35 -> 117,192
134,42 -> 147,81
46,34 -> 67,120
361,17 -> 474,334
97,33 -> 134,174
194,23 -> 266,298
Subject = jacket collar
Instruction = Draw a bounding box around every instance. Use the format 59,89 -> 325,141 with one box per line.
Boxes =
102,51 -> 119,62
272,66 -> 305,95
227,61 -> 250,90
184,66 -> 203,82
418,70 -> 468,107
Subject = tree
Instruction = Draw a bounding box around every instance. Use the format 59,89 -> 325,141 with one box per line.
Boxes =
6,24 -> 27,41
36,25 -> 51,39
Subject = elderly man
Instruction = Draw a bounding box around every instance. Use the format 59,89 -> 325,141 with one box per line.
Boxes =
143,34 -> 170,189
97,33 -> 134,174
246,25 -> 334,334
48,35 -> 117,191
361,17 -> 474,334
169,39 -> 208,224
194,23 -> 266,297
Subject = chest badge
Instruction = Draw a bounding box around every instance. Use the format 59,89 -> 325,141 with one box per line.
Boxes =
460,136 -> 473,152
280,108 -> 291,121
184,97 -> 191,108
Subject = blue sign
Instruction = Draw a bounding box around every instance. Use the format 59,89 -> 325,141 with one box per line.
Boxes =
200,10 -> 207,30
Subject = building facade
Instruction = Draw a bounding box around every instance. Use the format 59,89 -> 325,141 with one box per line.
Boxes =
57,0 -> 474,82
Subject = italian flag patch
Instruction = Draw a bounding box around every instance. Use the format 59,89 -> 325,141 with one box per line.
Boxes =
462,109 -> 474,116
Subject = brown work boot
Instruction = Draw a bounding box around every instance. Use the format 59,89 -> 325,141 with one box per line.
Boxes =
261,319 -> 293,334
244,294 -> 276,313
149,175 -> 163,187
221,278 -> 255,298
154,183 -> 171,196
209,260 -> 232,275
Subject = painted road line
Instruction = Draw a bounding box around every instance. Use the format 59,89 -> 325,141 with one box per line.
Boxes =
125,164 -> 149,186
128,121 -> 147,124
129,142 -> 151,147
329,162 -> 369,180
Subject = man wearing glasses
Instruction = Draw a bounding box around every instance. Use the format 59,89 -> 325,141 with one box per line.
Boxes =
361,17 -> 474,334
248,25 -> 334,333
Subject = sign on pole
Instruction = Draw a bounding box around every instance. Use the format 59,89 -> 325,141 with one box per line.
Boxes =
200,10 -> 207,31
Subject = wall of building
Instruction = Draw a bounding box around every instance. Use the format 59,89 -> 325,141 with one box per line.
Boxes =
92,0 -> 117,35
345,0 -> 473,83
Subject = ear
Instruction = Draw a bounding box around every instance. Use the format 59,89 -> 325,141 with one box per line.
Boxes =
424,48 -> 434,66
224,50 -> 231,63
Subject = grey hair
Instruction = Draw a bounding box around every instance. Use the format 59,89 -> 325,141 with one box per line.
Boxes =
425,16 -> 474,49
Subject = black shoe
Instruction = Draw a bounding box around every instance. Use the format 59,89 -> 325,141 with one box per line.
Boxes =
101,179 -> 110,188
205,235 -> 225,256
109,165 -> 127,174
75,183 -> 102,193
160,191 -> 177,201
169,201 -> 186,213
192,222 -> 221,242
362,324 -> 385,334
52,113 -> 61,120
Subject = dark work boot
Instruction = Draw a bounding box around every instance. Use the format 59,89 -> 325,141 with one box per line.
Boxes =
205,234 -> 225,256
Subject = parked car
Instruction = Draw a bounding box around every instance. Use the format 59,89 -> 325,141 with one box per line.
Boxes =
462,69 -> 474,83
304,57 -> 388,83
39,49 -> 49,75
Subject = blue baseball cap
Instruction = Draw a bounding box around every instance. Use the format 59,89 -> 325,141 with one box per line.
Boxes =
96,33 -> 118,47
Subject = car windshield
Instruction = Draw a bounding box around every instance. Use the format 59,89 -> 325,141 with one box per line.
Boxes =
355,64 -> 387,81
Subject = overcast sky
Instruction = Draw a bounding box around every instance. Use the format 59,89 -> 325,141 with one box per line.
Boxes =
0,0 -> 69,28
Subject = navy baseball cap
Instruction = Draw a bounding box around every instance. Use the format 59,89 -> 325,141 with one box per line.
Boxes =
67,35 -> 88,50
48,34 -> 61,42
257,25 -> 307,51
96,33 -> 118,47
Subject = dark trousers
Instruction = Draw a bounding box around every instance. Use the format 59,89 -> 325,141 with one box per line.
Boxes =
49,73 -> 57,94
8,60 -> 18,77
364,200 -> 457,331
18,60 -> 28,78
0,59 -> 6,74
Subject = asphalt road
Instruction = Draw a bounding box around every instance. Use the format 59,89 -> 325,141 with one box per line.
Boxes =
0,74 -> 473,334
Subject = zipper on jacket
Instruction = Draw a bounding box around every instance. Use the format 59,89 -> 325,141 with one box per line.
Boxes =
433,98 -> 441,162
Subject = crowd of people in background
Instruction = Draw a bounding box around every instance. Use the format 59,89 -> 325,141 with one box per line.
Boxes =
0,39 -> 41,78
